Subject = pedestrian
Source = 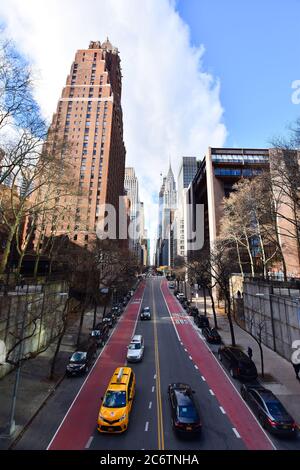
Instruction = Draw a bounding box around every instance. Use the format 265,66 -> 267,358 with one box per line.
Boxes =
292,362 -> 300,381
247,346 -> 253,360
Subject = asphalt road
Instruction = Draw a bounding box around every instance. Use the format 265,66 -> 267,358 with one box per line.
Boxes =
89,277 -> 245,450
14,277 -> 300,450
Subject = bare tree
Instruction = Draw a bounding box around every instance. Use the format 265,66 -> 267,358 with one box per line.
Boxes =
0,39 -> 46,185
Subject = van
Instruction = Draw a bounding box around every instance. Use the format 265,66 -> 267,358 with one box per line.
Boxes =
97,366 -> 135,433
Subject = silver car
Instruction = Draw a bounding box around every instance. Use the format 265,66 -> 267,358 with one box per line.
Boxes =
126,335 -> 144,362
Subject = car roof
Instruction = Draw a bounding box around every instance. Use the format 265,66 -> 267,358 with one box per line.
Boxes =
131,334 -> 143,342
224,347 -> 249,360
108,366 -> 133,390
246,385 -> 276,400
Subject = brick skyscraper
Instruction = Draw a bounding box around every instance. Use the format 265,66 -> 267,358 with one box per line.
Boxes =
45,39 -> 126,247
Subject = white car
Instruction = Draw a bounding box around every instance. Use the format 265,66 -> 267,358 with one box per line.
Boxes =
126,335 -> 144,363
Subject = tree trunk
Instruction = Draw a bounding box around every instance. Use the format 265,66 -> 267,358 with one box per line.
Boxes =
208,288 -> 218,329
235,239 -> 244,277
203,286 -> 207,316
76,305 -> 85,349
0,226 -> 16,275
49,328 -> 65,380
226,295 -> 236,347
93,302 -> 97,329
244,229 -> 255,277
259,341 -> 264,377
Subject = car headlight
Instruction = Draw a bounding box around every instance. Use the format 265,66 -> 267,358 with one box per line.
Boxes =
98,413 -> 105,420
118,413 -> 127,422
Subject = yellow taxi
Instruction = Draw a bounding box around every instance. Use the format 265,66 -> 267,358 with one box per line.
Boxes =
97,366 -> 135,433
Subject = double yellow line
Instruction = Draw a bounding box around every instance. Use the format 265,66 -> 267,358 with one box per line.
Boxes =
152,280 -> 165,450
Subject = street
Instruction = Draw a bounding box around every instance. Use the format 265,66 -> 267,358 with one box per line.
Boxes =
14,277 -> 299,450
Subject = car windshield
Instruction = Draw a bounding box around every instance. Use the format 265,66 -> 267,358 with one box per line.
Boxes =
143,308 -> 150,312
103,390 -> 126,408
128,343 -> 141,350
178,405 -> 198,419
266,400 -> 289,418
70,352 -> 86,362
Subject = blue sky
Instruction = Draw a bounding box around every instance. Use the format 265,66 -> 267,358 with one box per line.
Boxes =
177,0 -> 300,147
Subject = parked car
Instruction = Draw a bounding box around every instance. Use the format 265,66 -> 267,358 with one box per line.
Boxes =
202,327 -> 221,344
240,383 -> 298,436
178,296 -> 188,304
92,323 -> 110,346
168,383 -> 202,435
182,300 -> 191,310
194,315 -> 210,328
176,293 -> 184,300
103,312 -> 117,328
169,282 -> 175,289
218,346 -> 258,381
126,335 -> 144,362
140,306 -> 151,320
66,350 -> 93,377
187,307 -> 199,317
112,305 -> 123,317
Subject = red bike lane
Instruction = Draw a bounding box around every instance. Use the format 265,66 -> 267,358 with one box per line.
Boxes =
160,280 -> 275,451
48,281 -> 145,450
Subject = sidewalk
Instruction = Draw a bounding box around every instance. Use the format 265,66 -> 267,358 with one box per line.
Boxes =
0,303 -> 105,450
190,292 -> 300,426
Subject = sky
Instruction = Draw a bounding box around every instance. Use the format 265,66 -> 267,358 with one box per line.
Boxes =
0,0 -> 299,258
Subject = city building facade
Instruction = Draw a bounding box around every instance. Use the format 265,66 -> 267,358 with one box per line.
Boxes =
156,164 -> 177,267
40,39 -> 126,248
175,156 -> 198,259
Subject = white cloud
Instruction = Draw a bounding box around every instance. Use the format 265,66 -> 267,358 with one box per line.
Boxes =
0,0 -> 227,260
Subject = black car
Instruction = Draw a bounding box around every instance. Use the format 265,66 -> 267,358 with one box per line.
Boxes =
202,327 -> 221,344
218,346 -> 258,381
187,307 -> 199,317
112,305 -> 123,317
66,351 -> 92,377
194,315 -> 210,328
140,306 -> 151,320
91,323 -> 110,347
179,296 -> 188,304
241,384 -> 298,436
168,383 -> 202,435
103,312 -> 117,328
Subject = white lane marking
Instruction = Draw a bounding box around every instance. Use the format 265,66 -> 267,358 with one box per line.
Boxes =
184,348 -> 187,352
85,436 -> 94,449
161,286 -> 277,451
154,374 -> 156,379
47,284 -> 146,450
152,386 -> 155,392
194,365 -> 199,370
220,406 -> 226,414
149,401 -> 152,409
209,389 -> 215,396
201,376 -> 206,381
145,421 -> 149,432
233,427 -> 241,438
189,355 -> 193,360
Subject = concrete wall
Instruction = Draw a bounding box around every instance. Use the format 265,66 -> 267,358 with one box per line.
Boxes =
243,279 -> 300,361
0,281 -> 69,378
